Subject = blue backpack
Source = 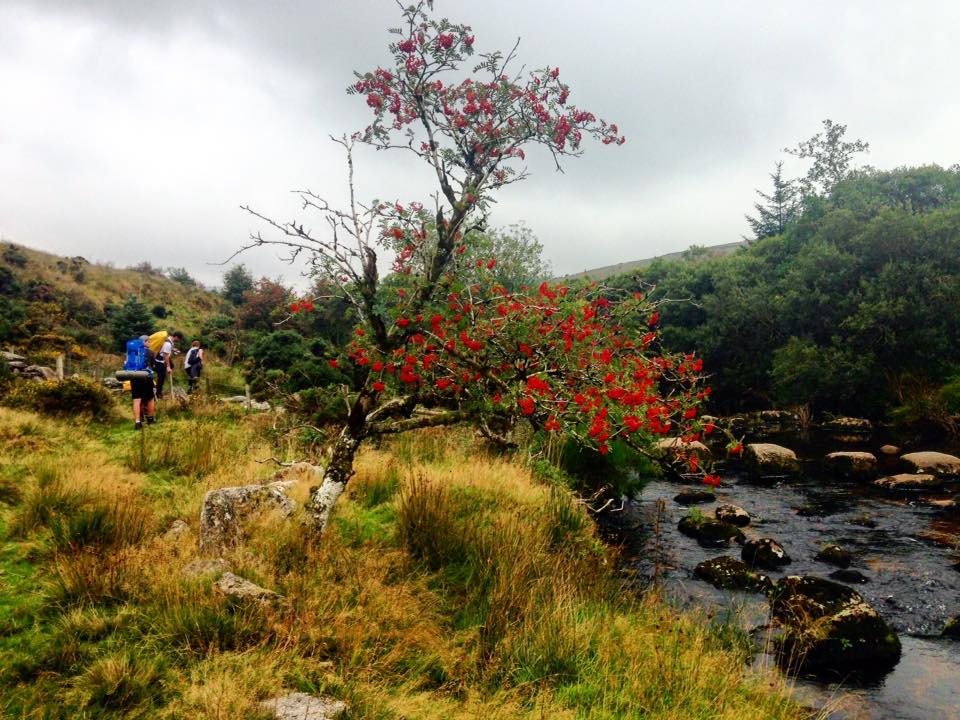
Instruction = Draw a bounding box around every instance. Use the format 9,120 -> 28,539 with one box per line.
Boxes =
124,338 -> 150,373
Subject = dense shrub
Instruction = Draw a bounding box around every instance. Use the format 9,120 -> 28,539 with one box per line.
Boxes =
2,243 -> 28,267
151,304 -> 168,319
5,377 -> 114,420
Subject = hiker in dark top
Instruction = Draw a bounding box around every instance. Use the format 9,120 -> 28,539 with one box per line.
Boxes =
154,331 -> 182,399
130,335 -> 155,430
184,340 -> 204,393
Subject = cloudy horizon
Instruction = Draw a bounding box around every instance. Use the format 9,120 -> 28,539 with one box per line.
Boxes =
2,1 -> 958,289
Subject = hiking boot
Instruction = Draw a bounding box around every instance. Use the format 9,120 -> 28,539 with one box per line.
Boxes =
135,420 -> 143,431
146,416 -> 156,425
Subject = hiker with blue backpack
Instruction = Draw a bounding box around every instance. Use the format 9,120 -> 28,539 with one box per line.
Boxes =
118,334 -> 156,430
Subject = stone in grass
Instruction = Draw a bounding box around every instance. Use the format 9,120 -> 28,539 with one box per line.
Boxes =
769,576 -> 901,679
259,692 -> 347,720
215,572 -> 285,606
741,537 -> 791,570
199,481 -> 298,554
815,543 -> 852,569
715,504 -> 751,527
182,558 -> 231,579
673,489 -> 716,506
678,513 -> 745,547
694,556 -> 772,593
829,568 -> 870,584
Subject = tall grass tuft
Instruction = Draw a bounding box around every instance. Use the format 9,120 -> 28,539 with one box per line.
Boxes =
49,498 -> 154,555
125,418 -> 242,476
397,474 -> 473,570
72,651 -> 169,713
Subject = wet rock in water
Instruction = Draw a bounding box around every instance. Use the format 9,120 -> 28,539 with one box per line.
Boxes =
199,481 -> 297,554
728,410 -> 801,440
694,556 -> 773,593
742,537 -> 791,570
745,443 -> 800,479
715,503 -> 751,527
873,473 -> 943,493
822,417 -> 872,444
829,568 -> 870,584
770,575 -> 901,679
823,451 -> 877,480
673,489 -> 716,506
879,444 -> 900,458
656,437 -> 712,459
259,692 -> 347,720
215,572 -> 285,606
943,616 -> 960,639
847,513 -> 877,529
815,543 -> 852,568
678,513 -> 745,547
900,451 -> 960,477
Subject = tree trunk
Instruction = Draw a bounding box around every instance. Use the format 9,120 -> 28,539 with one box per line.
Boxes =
306,423 -> 363,534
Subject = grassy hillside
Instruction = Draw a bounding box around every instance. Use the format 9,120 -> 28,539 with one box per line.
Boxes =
0,399 -> 806,719
0,241 -> 227,355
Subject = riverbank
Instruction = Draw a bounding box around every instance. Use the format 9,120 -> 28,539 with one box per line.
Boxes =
0,404 -> 806,719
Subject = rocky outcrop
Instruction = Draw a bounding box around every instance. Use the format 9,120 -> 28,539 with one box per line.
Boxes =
259,692 -> 347,720
873,473 -> 943,493
21,365 -> 57,381
745,443 -> 800,479
673,489 -> 716,506
770,576 -> 901,679
215,572 -> 285,606
199,481 -> 297,554
694,556 -> 772,593
815,543 -> 852,569
822,417 -> 872,444
678,514 -> 744,547
823,451 -> 877,480
742,537 -> 791,570
715,504 -> 751,527
899,452 -> 960,478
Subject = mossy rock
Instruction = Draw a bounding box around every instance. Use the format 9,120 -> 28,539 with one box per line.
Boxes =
770,576 -> 901,679
715,504 -> 751,527
815,544 -> 852,568
741,537 -> 791,570
678,514 -> 745,547
694,556 -> 772,593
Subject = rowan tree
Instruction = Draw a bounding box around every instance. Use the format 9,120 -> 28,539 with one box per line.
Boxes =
241,1 -> 711,534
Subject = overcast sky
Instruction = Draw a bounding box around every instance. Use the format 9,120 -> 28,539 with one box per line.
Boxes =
2,1 -> 958,288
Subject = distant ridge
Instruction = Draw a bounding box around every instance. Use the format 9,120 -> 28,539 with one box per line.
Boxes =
559,240 -> 746,282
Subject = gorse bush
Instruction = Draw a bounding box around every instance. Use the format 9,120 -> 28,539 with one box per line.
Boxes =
5,377 -> 114,420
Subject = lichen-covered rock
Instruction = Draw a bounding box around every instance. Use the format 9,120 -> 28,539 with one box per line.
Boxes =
715,504 -> 751,527
899,451 -> 960,478
823,451 -> 877,480
694,556 -> 772,593
770,576 -> 901,678
678,514 -> 745,547
873,473 -> 943,493
164,519 -> 190,542
745,443 -> 800,478
199,481 -> 297,554
673,489 -> 716,506
822,417 -> 872,444
829,568 -> 870,584
259,692 -> 347,720
182,557 -> 231,579
815,543 -> 852,569
215,572 -> 284,606
741,537 -> 791,570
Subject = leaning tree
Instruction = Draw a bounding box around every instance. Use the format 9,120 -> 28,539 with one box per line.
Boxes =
241,2 -> 714,534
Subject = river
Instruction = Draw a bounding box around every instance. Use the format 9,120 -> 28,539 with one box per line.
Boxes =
616,445 -> 960,719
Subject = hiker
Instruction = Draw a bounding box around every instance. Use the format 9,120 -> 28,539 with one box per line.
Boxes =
184,340 -> 204,393
127,335 -> 155,430
153,331 -> 181,399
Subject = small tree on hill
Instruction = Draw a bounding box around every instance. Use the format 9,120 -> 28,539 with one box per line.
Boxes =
109,296 -> 154,350
744,161 -> 798,240
241,2 -> 711,535
222,264 -> 255,305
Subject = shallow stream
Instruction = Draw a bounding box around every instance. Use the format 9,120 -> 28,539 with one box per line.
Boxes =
617,450 -> 960,719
